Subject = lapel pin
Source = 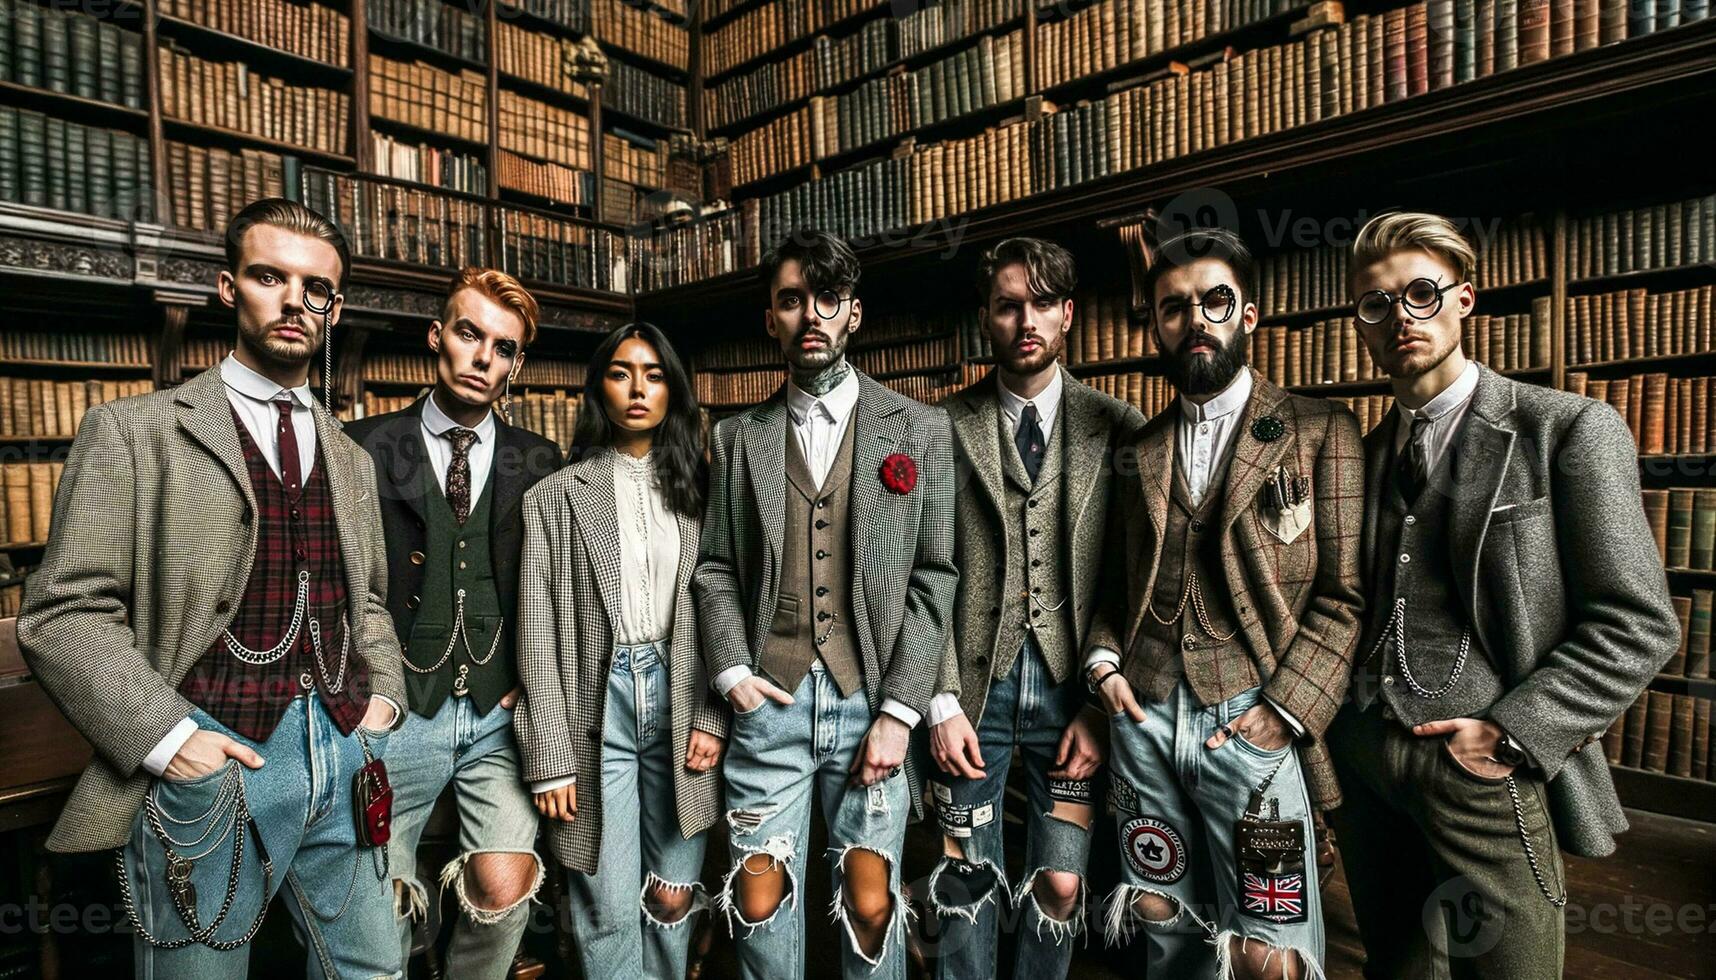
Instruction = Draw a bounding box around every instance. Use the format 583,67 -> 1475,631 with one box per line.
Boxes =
1251,415 -> 1286,443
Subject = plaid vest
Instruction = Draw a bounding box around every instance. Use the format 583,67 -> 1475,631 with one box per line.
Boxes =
178,407 -> 371,739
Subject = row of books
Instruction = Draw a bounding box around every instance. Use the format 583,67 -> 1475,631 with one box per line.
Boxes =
499,89 -> 594,170
0,330 -> 151,366
299,170 -> 490,270
501,0 -> 591,34
849,336 -> 962,377
695,366 -> 788,405
1565,285 -> 1714,366
180,338 -> 228,373
0,569 -> 25,617
730,108 -> 816,187
716,2 -> 1711,286
702,0 -> 885,79
0,462 -> 61,547
627,204 -> 745,291
1669,589 -> 1716,678
369,133 -> 488,196
494,21 -> 690,131
0,108 -> 153,220
367,0 -> 486,64
0,378 -> 153,440
159,45 -> 350,156
604,131 -> 666,189
882,366 -> 981,405
369,54 -> 488,145
1644,488 -> 1716,570
1064,289 -> 1157,364
516,357 -> 589,387
160,0 -> 349,66
506,389 -> 582,450
591,0 -> 689,72
896,0 -> 1029,60
1476,215 -> 1554,288
1567,193 -> 1716,282
605,58 -> 689,130
1031,0 -> 1310,91
1567,373 -> 1716,457
1083,371 -> 1178,416
1607,692 -> 1713,781
367,353 -> 590,389
498,150 -> 595,207
494,205 -> 627,291
0,0 -> 144,109
166,140 -> 288,232
705,19 -> 893,131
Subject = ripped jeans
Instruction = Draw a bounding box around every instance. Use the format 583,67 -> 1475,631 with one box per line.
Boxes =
719,661 -> 910,980
924,639 -> 1095,980
380,696 -> 543,980
563,641 -> 710,980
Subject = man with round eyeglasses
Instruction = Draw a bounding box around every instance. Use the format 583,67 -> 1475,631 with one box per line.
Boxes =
1327,211 -> 1679,979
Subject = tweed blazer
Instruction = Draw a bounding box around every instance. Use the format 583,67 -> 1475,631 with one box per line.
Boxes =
1357,365 -> 1678,857
1093,370 -> 1366,809
936,368 -> 1145,725
692,371 -> 959,811
17,364 -> 405,853
514,449 -> 725,874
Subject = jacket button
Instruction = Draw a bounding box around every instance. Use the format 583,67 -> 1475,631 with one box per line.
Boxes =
815,520 -> 828,530
975,655 -> 989,667
1031,559 -> 1040,568
816,549 -> 828,560
816,499 -> 827,509
1028,499 -> 1039,508
587,727 -> 601,739
816,586 -> 829,597
410,551 -> 426,565
990,607 -> 1000,617
1191,519 -> 1205,533
1028,528 -> 1040,537
215,599 -> 231,614
817,611 -> 830,621
406,595 -> 420,609
240,509 -> 253,524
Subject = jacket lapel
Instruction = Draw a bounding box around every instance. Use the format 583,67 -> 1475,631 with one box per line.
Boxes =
951,383 -> 1004,515
1361,411 -> 1400,580
744,392 -> 789,568
389,398 -> 432,525
568,451 -> 627,630
1062,372 -> 1110,536
175,365 -> 256,516
849,373 -> 910,658
1218,374 -> 1295,533
1133,410 -> 1176,538
488,414 -> 535,525
310,396 -> 372,623
1447,367 -> 1518,653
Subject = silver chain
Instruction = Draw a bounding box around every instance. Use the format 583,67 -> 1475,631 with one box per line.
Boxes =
402,588 -> 503,674
222,570 -> 351,692
1363,596 -> 1469,699
1505,775 -> 1568,907
1148,569 -> 1237,641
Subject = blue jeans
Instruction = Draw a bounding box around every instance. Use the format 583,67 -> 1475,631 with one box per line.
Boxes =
372,696 -> 542,980
719,662 -> 910,980
924,640 -> 1095,980
1105,682 -> 1324,978
122,696 -> 398,979
564,641 -> 710,980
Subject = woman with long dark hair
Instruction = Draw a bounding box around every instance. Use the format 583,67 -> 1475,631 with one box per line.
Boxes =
513,322 -> 725,978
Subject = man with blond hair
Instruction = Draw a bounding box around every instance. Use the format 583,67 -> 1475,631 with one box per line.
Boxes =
1328,211 -> 1679,978
345,268 -> 562,978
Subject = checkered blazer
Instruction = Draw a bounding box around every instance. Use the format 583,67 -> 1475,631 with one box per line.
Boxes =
514,450 -> 725,874
692,371 -> 959,812
1093,371 -> 1365,808
17,365 -> 405,853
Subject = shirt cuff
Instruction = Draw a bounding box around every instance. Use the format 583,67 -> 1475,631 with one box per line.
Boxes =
530,775 -> 577,794
371,695 -> 404,731
1262,695 -> 1306,738
880,698 -> 921,730
142,717 -> 199,777
1083,646 -> 1121,673
926,692 -> 964,728
712,665 -> 752,697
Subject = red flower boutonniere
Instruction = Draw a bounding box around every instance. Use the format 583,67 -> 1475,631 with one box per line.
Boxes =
879,453 -> 918,495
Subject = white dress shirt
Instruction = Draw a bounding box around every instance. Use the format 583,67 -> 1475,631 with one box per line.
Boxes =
1178,367 -> 1254,508
420,389 -> 497,507
926,370 -> 1066,728
144,354 -> 398,777
1392,361 -> 1480,474
712,369 -> 923,729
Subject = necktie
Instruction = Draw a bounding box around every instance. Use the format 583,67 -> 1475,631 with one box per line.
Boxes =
274,398 -> 302,497
1394,415 -> 1432,507
1016,403 -> 1046,484
445,428 -> 478,524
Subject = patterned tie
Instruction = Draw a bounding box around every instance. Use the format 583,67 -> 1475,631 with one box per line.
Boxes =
1394,415 -> 1432,507
445,427 -> 478,524
1016,403 -> 1046,484
274,398 -> 302,497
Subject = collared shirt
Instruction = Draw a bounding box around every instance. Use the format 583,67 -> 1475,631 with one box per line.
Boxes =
220,353 -> 316,482
1392,361 -> 1480,475
997,367 -> 1064,447
420,389 -> 497,505
612,449 -> 680,645
1177,367 -> 1254,508
785,367 -> 861,489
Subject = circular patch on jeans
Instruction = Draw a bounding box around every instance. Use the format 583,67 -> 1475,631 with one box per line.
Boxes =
1122,816 -> 1187,883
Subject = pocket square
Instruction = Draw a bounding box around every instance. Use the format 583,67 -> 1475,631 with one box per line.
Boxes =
1260,497 -> 1313,545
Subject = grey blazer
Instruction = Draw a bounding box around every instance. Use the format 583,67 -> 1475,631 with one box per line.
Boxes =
17,365 -> 406,853
936,367 -> 1144,724
692,372 -> 959,809
514,450 -> 725,874
1358,364 -> 1680,857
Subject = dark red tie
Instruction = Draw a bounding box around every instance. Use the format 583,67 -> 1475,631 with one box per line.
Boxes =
275,398 -> 302,498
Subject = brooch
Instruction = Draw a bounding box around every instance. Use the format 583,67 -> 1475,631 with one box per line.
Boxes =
1251,414 -> 1286,443
879,453 -> 918,495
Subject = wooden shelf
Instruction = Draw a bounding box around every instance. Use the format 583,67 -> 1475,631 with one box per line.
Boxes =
163,117 -> 355,167
367,115 -> 490,157
1648,673 -> 1716,698
353,170 -> 492,204
156,14 -> 354,83
1068,356 -> 1161,377
0,359 -> 150,372
1610,764 -> 1716,822
0,79 -> 149,130
1568,350 -> 1716,374
1567,261 -> 1716,293
0,542 -> 46,554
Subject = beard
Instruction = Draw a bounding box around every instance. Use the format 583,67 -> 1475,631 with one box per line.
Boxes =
242,314 -> 319,368
1164,327 -> 1247,397
785,322 -> 848,372
998,328 -> 1064,376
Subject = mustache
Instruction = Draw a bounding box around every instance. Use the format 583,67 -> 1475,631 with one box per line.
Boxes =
793,326 -> 832,345
270,316 -> 309,333
1178,329 -> 1223,352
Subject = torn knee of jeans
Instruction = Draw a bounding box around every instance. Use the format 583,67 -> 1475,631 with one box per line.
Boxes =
926,856 -> 1007,924
1016,868 -> 1087,946
1215,930 -> 1326,980
393,876 -> 429,923
726,804 -> 780,837
718,836 -> 798,934
1046,799 -> 1095,831
830,845 -> 904,969
1103,884 -> 1208,947
438,849 -> 544,926
640,870 -> 709,930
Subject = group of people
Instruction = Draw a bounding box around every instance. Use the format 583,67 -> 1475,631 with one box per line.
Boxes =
16,197 -> 1679,980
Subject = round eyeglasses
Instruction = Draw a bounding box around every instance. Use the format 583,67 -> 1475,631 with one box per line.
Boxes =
812,289 -> 851,320
1355,277 -> 1460,325
1154,284 -> 1237,327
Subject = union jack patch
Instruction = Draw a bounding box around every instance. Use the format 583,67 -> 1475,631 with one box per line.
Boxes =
1241,871 -> 1307,924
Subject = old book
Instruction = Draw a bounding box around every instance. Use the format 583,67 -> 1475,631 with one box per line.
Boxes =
1668,593 -> 1693,674
1643,690 -> 1673,772
1694,488 -> 1716,568
1690,590 -> 1714,678
1622,693 -> 1650,767
1668,694 -> 1695,777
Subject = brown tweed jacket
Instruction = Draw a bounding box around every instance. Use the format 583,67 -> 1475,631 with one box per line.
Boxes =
1090,370 -> 1366,808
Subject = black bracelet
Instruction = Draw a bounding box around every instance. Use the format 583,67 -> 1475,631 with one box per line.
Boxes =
1098,671 -> 1127,690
